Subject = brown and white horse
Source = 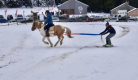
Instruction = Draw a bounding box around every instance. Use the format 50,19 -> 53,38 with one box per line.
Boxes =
31,21 -> 73,47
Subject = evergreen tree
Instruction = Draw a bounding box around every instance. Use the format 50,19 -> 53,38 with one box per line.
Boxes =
0,1 -> 3,8
6,1 -> 22,8
23,0 -> 33,8
5,0 -> 32,8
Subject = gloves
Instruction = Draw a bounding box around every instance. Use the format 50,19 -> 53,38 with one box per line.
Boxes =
100,33 -> 103,35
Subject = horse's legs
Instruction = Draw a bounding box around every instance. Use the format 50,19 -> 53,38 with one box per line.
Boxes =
54,35 -> 61,47
47,37 -> 53,47
42,37 -> 49,44
60,35 -> 64,45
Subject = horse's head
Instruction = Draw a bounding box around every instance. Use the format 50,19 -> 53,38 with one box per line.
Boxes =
32,21 -> 43,31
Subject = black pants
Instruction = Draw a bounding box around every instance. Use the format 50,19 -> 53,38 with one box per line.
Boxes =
106,33 -> 115,45
44,24 -> 53,31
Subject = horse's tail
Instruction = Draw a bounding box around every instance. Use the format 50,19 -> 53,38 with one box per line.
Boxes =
64,27 -> 74,38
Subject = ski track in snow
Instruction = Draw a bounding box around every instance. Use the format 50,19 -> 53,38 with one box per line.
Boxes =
35,25 -> 131,65
26,24 -> 130,69
0,22 -> 135,80
0,34 -> 30,68
0,23 -> 129,68
0,7 -> 138,80
115,26 -> 130,39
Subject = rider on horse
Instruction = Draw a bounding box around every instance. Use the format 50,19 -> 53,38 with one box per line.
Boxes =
44,10 -> 53,37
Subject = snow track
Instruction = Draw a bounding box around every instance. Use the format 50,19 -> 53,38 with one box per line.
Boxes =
115,26 -> 130,38
1,22 -> 138,80
0,23 -> 128,66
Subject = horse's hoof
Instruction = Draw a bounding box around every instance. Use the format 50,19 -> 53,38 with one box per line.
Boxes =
45,42 -> 49,44
60,42 -> 63,45
50,45 -> 53,47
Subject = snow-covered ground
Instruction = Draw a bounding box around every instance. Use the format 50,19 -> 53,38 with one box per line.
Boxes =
0,21 -> 138,80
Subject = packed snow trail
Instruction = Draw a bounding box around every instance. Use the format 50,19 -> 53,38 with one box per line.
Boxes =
1,22 -> 138,80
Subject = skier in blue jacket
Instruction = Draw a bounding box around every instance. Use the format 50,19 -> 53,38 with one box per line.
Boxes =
100,22 -> 116,47
44,10 -> 53,37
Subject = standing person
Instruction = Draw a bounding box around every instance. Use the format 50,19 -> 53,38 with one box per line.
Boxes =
44,10 -> 53,37
100,22 -> 116,47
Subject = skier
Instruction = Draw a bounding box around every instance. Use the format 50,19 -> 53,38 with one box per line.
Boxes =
44,10 -> 53,37
100,22 -> 116,47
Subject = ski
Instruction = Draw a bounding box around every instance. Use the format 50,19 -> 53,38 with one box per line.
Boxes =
95,45 -> 115,48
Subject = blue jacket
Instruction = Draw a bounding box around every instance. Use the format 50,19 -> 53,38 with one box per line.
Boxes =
45,13 -> 53,24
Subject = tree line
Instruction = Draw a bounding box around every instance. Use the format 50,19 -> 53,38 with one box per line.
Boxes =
1,0 -> 138,13
0,0 -> 55,8
0,0 -> 32,8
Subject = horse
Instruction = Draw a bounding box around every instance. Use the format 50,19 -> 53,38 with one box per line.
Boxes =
31,21 -> 73,47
